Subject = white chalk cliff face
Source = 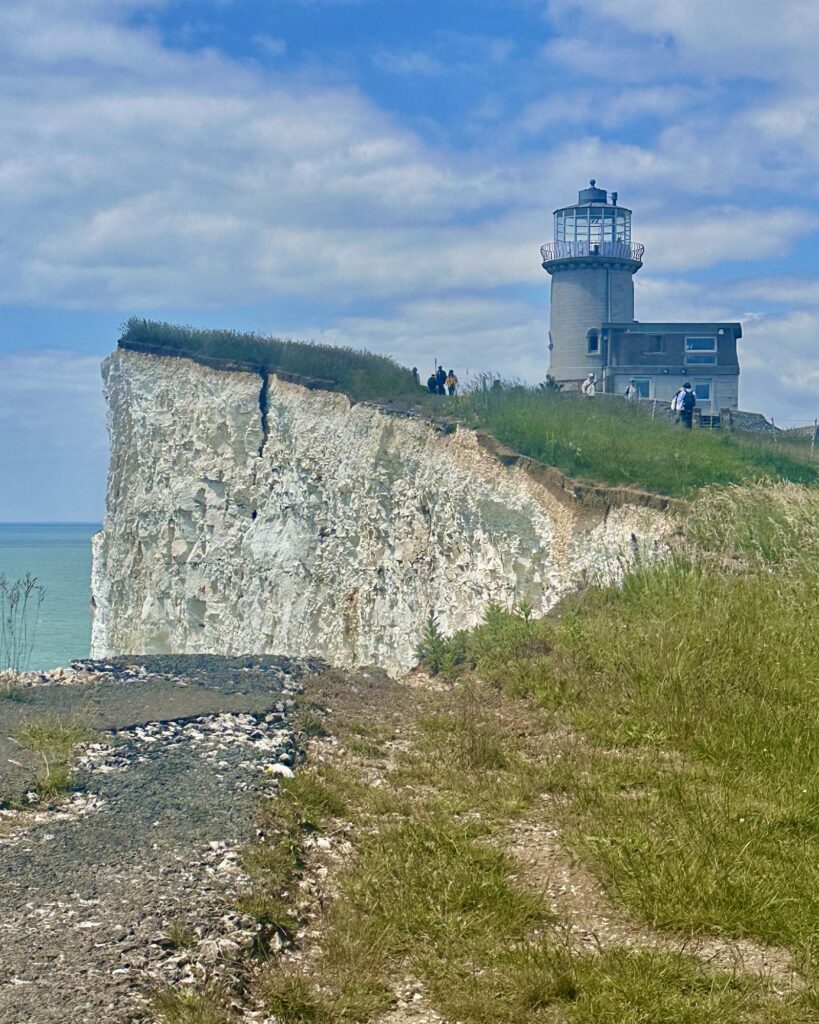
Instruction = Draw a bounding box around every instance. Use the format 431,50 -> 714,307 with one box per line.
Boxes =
91,348 -> 668,675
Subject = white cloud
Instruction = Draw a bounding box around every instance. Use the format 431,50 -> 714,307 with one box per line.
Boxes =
253,34 -> 287,58
0,1 -> 531,310
289,295 -> 549,384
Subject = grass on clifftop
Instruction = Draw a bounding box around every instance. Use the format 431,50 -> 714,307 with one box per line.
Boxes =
119,317 -> 419,403
120,319 -> 819,496
461,385 -> 819,495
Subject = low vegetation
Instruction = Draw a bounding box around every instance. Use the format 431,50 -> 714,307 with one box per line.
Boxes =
0,573 -> 46,674
120,319 -> 818,496
461,383 -> 819,495
14,715 -> 93,798
427,482 -> 819,959
119,317 -> 419,403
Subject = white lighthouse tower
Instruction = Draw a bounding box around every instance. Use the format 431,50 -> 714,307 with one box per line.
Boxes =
541,181 -> 644,386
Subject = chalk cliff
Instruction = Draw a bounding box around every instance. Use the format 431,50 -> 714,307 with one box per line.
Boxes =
91,348 -> 668,674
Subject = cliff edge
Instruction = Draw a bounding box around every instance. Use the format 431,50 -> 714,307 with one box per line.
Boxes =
91,348 -> 668,674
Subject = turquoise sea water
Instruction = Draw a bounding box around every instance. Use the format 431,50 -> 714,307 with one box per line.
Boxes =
0,523 -> 100,671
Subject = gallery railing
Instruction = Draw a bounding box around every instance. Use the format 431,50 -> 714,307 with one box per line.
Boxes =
540,241 -> 645,262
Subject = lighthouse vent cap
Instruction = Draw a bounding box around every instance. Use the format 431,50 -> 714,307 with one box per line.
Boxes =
578,179 -> 609,205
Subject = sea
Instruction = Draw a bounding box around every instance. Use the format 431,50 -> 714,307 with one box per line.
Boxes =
0,523 -> 101,672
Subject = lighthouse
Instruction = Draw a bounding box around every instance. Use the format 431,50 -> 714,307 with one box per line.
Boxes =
540,182 -> 742,415
541,181 -> 644,386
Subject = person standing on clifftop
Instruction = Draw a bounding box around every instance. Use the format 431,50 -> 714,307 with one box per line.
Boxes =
426,372 -> 437,394
445,370 -> 459,396
412,367 -> 420,387
673,382 -> 696,429
435,366 -> 447,395
581,372 -> 597,398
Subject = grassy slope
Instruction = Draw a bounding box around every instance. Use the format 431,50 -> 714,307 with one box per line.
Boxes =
435,483 -> 819,962
119,320 -> 818,496
462,386 -> 818,495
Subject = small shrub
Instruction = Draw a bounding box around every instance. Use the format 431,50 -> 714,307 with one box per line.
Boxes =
416,612 -> 449,676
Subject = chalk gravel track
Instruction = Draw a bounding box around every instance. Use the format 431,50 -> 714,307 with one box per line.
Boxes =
0,656 -> 323,1024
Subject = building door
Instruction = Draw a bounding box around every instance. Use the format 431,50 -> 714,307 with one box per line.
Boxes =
633,377 -> 651,399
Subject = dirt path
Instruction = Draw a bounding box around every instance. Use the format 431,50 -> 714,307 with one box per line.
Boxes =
0,656 -> 321,1024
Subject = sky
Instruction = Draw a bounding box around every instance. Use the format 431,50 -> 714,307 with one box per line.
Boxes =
1,0 -> 819,520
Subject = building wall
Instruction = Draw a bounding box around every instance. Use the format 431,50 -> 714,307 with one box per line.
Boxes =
607,325 -> 741,411
548,261 -> 637,382
610,330 -> 739,370
610,373 -> 739,412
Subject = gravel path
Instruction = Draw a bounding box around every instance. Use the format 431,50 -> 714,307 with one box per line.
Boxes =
0,656 -> 323,1024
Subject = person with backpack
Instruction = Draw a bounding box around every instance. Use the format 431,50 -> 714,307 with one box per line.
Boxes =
435,365 -> 447,395
581,372 -> 597,398
445,370 -> 459,396
624,379 -> 639,401
672,382 -> 696,428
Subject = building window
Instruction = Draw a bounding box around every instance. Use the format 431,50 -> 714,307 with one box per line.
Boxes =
685,336 -> 717,365
633,377 -> 651,398
587,329 -> 599,354
694,381 -> 713,412
643,336 -> 663,353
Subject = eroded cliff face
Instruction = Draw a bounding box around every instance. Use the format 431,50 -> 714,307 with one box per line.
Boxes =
92,348 -> 668,674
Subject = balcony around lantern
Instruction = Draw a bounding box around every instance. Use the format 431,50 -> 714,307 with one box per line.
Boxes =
541,240 -> 645,264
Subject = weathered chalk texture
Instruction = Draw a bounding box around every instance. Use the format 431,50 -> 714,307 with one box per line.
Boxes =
92,348 -> 667,674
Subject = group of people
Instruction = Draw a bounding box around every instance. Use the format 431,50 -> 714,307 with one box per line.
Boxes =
413,365 -> 459,395
581,372 -> 698,428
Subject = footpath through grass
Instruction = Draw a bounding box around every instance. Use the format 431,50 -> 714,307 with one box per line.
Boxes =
120,320 -> 818,497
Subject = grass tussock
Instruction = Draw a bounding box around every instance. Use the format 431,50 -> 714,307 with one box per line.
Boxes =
14,715 -> 94,798
152,986 -> 231,1024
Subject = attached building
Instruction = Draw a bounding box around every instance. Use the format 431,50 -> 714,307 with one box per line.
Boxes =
542,183 -> 742,412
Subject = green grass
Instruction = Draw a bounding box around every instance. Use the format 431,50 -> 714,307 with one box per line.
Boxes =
152,986 -> 232,1024
462,385 -> 819,495
428,483 -> 819,964
119,317 -> 420,403
236,767 -> 352,948
260,790 -> 816,1024
14,715 -> 94,798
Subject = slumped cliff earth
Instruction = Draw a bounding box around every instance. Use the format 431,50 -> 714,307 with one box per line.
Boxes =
2,323 -> 818,1024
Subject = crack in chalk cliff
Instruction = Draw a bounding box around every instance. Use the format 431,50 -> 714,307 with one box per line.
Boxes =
258,372 -> 270,456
